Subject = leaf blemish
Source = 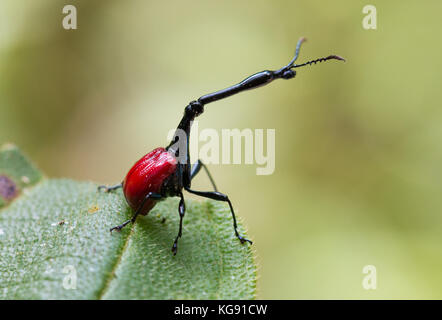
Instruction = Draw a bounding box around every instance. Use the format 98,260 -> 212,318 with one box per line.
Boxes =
88,205 -> 99,214
0,175 -> 19,200
21,176 -> 30,184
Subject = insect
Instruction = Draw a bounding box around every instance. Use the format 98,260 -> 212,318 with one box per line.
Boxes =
98,37 -> 345,255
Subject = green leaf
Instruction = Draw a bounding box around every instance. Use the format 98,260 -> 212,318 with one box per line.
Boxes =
0,144 -> 256,299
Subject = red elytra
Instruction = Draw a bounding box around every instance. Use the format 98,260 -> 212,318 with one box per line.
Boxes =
123,147 -> 177,215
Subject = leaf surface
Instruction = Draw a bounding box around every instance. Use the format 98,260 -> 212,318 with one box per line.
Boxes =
0,145 -> 256,299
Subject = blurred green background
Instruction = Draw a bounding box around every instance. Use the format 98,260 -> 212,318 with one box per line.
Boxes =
1,0 -> 442,299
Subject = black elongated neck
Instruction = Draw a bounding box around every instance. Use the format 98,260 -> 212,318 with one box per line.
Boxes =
166,101 -> 204,152
166,38 -> 345,152
167,68 -> 281,151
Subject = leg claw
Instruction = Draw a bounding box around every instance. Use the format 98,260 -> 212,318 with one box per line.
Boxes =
238,235 -> 253,245
98,186 -> 109,193
110,226 -> 122,233
98,184 -> 122,193
110,219 -> 131,233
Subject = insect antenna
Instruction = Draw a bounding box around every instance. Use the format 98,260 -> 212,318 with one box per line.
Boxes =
285,37 -> 345,70
293,54 -> 346,69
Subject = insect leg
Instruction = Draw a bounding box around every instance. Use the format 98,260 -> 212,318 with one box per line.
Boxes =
172,191 -> 186,255
98,183 -> 123,193
110,192 -> 162,233
184,187 -> 252,245
191,159 -> 218,192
